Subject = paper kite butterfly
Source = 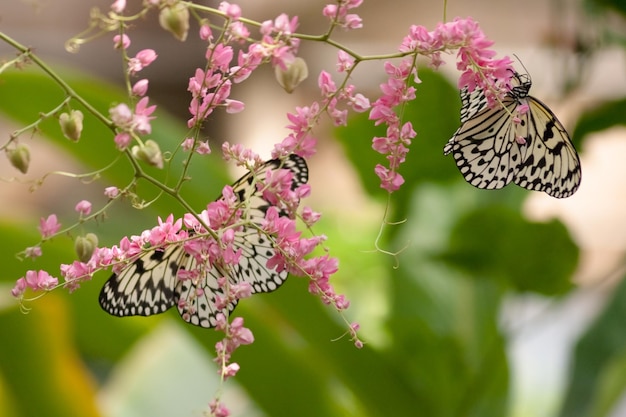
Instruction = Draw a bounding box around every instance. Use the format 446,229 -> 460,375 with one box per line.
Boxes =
444,72 -> 581,198
99,154 -> 309,328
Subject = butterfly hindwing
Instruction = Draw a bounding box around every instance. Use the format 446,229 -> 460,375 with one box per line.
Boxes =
99,154 -> 309,328
512,97 -> 582,197
445,72 -> 581,198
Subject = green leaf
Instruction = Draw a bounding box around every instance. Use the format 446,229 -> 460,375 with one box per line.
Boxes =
440,206 -> 578,295
571,97 -> 626,147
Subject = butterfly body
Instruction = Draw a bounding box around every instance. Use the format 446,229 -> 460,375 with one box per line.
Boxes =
444,72 -> 581,198
99,154 -> 309,328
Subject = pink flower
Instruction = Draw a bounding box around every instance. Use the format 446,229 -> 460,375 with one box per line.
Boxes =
225,99 -> 244,114
24,246 -> 42,259
128,49 -> 158,74
337,50 -> 354,72
39,214 -> 61,238
199,24 -> 213,41
114,132 -> 131,150
218,1 -> 242,19
75,200 -> 92,216
110,103 -> 133,127
374,164 -> 405,192
133,97 -> 157,134
207,44 -> 233,72
111,0 -> 126,13
196,141 -> 211,155
322,1 -> 363,30
182,137 -> 194,151
113,34 -> 130,49
11,278 -> 26,297
24,270 -> 58,291
148,214 -> 182,246
222,363 -> 240,379
132,79 -> 149,96
318,71 -> 337,96
104,186 -> 120,199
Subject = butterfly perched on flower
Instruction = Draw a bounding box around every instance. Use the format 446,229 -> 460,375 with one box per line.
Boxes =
99,154 -> 309,328
444,72 -> 581,198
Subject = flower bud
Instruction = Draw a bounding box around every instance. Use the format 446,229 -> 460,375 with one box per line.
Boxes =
7,144 -> 30,174
132,139 -> 164,169
132,79 -> 149,96
159,3 -> 190,42
75,233 -> 98,263
59,110 -> 84,142
275,57 -> 308,93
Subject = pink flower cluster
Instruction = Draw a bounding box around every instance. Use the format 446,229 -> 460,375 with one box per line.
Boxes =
271,51 -> 370,159
214,315 -> 254,379
322,0 -> 363,30
369,60 -> 418,192
400,17 -> 514,103
262,207 -> 348,313
109,97 -> 157,150
187,6 -> 302,130
11,270 -> 58,298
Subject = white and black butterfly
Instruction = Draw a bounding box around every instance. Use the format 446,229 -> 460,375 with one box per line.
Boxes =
444,72 -> 581,198
99,154 -> 309,328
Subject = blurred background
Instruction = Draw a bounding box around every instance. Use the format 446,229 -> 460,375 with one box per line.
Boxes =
1,1 -> 626,417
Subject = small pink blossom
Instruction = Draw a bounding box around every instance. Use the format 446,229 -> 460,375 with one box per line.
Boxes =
196,141 -> 211,155
114,132 -> 131,150
132,79 -> 149,96
133,97 -> 157,134
113,34 -> 130,49
11,278 -> 26,297
209,400 -> 230,417
218,1 -> 242,19
224,99 -> 244,114
222,363 -> 240,379
182,137 -> 195,151
302,206 -> 321,226
110,103 -> 133,127
128,49 -> 158,74
111,0 -> 126,13
105,186 -> 120,199
75,200 -> 92,216
24,246 -> 42,259
24,270 -> 58,291
39,214 -> 61,238
337,50 -> 354,72
199,24 -> 213,41
374,164 -> 405,192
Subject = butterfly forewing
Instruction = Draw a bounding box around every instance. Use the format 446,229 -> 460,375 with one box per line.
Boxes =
445,72 -> 581,198
99,245 -> 186,317
99,154 -> 309,328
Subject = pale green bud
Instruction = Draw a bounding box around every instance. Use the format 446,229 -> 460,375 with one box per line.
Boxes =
7,144 -> 30,174
275,57 -> 309,93
159,3 -> 190,42
132,139 -> 164,169
59,110 -> 84,142
75,233 -> 98,262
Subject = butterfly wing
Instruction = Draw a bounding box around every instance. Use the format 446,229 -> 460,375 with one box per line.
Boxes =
512,97 -> 581,198
99,154 -> 309,328
445,75 -> 581,198
99,245 -> 189,317
459,87 -> 489,124
444,94 -> 524,190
